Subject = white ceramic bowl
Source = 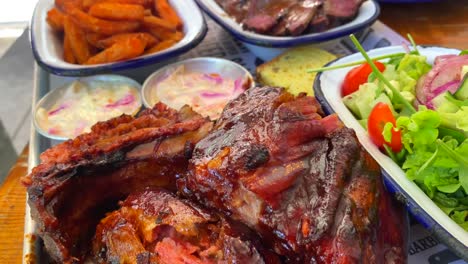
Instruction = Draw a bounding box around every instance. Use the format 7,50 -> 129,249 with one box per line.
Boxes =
30,0 -> 207,76
195,0 -> 380,61
313,46 -> 468,259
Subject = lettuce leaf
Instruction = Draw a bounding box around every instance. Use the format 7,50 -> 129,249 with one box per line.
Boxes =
396,54 -> 431,80
439,106 -> 468,134
391,108 -> 468,230
452,210 -> 468,231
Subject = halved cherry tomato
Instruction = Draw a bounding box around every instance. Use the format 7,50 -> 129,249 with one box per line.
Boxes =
367,102 -> 402,153
341,61 -> 386,96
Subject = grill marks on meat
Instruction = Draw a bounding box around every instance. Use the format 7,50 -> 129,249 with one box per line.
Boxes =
180,86 -> 406,263
92,188 -> 280,264
216,0 -> 364,36
22,103 -> 212,263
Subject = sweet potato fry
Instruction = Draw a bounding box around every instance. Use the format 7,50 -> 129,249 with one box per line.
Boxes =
143,15 -> 176,31
63,15 -> 91,64
63,33 -> 77,63
83,0 -> 148,9
147,27 -> 183,42
144,39 -> 175,54
69,7 -> 140,35
50,0 -> 183,64
143,9 -> 152,16
86,32 -> 107,48
85,36 -> 147,64
154,0 -> 182,29
46,8 -> 65,32
89,3 -> 145,21
97,32 -> 157,49
82,0 -> 95,9
55,0 -> 83,13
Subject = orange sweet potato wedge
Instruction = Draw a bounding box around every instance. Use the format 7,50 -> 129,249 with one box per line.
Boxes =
89,3 -> 145,21
154,0 -> 182,30
142,15 -> 176,31
55,0 -> 83,13
69,7 -> 140,35
83,0 -> 149,10
147,27 -> 183,43
85,36 -> 147,64
63,33 -> 77,63
144,39 -> 175,54
46,8 -> 65,32
86,32 -> 107,48
63,15 -> 91,64
97,32 -> 158,49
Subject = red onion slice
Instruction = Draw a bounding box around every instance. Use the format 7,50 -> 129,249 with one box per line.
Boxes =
418,55 -> 468,105
105,94 -> 135,108
425,80 -> 460,109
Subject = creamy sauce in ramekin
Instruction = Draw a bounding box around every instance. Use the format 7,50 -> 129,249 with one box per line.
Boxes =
148,65 -> 249,119
36,80 -> 140,138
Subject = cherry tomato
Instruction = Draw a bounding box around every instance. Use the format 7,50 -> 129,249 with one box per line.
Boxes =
341,61 -> 386,96
367,102 -> 402,153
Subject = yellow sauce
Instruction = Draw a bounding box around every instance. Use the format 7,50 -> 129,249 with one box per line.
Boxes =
36,80 -> 141,138
148,66 -> 250,119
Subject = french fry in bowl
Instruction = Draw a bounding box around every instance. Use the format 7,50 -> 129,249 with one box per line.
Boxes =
154,0 -> 182,29
144,39 -> 175,54
88,3 -> 145,21
46,8 -> 65,32
63,15 -> 91,64
85,35 -> 147,64
45,0 -> 185,65
63,32 -> 77,63
83,0 -> 149,10
68,7 -> 141,35
97,32 -> 158,49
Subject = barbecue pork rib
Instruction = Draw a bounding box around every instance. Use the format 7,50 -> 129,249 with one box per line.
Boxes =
180,86 -> 407,263
22,103 -> 212,263
92,188 -> 280,264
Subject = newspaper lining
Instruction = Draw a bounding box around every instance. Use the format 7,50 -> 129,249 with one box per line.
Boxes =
177,18 -> 464,264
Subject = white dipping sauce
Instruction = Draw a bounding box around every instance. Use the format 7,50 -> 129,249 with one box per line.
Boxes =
36,80 -> 141,138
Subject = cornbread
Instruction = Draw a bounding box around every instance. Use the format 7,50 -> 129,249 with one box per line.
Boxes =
256,46 -> 336,95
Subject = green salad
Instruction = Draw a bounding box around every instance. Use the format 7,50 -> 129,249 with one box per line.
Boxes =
310,35 -> 468,231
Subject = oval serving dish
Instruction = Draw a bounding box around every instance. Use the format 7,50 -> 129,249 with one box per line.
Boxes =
195,0 -> 380,60
30,0 -> 207,76
313,45 -> 468,259
34,74 -> 142,141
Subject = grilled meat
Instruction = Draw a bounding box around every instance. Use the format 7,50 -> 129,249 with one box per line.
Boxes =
215,0 -> 365,36
92,188 -> 280,264
22,103 -> 212,263
180,86 -> 407,263
23,86 -> 407,263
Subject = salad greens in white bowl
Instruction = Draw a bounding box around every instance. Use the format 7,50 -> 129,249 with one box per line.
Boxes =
313,40 -> 468,259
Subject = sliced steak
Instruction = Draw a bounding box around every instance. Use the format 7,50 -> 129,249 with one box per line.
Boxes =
324,0 -> 364,19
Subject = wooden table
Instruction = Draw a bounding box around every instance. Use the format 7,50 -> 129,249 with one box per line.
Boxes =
379,0 -> 468,50
0,146 -> 28,263
0,1 -> 467,262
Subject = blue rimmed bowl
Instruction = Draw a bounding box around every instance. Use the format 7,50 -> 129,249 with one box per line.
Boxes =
195,0 -> 380,60
30,0 -> 207,76
313,46 -> 468,260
